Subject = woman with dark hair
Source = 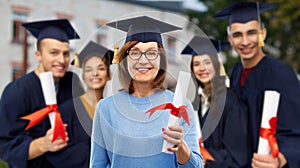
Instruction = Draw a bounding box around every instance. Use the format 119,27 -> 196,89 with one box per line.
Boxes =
90,16 -> 202,168
182,36 -> 249,168
53,41 -> 113,167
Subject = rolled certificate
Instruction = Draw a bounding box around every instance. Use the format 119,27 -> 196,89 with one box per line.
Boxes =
21,71 -> 66,142
162,71 -> 191,153
257,90 -> 280,156
194,108 -> 202,139
40,72 -> 57,127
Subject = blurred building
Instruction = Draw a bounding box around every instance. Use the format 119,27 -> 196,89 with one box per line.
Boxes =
0,0 -> 206,95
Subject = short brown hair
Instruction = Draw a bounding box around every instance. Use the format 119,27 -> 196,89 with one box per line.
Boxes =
118,41 -> 167,94
37,40 -> 43,52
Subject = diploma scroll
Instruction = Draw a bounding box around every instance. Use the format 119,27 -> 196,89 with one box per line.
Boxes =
162,71 -> 191,153
257,90 -> 280,157
40,72 -> 57,127
21,72 -> 66,142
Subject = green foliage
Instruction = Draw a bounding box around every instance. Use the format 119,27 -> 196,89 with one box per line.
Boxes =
266,0 -> 300,72
0,160 -> 8,168
183,0 -> 300,73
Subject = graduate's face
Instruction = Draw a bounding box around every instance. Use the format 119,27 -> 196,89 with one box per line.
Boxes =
228,20 -> 266,63
82,56 -> 109,91
35,38 -> 70,82
192,55 -> 215,86
127,42 -> 160,84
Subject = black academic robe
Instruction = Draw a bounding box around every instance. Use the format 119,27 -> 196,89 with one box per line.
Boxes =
0,71 -> 84,168
49,97 -> 92,168
196,89 -> 249,168
230,55 -> 300,167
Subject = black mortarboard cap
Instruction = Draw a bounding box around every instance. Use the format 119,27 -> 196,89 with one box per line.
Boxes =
181,36 -> 230,76
71,41 -> 113,67
214,2 -> 276,24
181,36 -> 229,57
210,39 -> 230,53
106,16 -> 182,45
22,19 -> 80,42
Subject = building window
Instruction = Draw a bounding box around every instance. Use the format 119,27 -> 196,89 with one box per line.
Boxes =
11,5 -> 30,43
166,36 -> 177,63
55,12 -> 74,20
95,19 -> 108,45
96,25 -> 108,45
12,68 -> 23,81
11,61 -> 23,81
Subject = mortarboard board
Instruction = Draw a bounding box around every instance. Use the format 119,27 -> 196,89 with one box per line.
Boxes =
106,15 -> 182,64
106,16 -> 182,45
213,2 -> 276,24
22,19 -> 80,42
72,41 -> 113,68
181,36 -> 229,57
210,39 -> 230,53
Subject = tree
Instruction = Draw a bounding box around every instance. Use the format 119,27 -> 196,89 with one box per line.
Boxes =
183,0 -> 300,74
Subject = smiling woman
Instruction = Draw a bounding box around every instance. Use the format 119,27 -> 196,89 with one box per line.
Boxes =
181,35 -> 249,167
56,41 -> 113,168
90,15 -> 203,168
118,41 -> 166,94
127,42 -> 161,87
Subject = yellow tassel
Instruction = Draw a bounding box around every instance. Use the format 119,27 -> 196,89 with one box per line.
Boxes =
258,30 -> 265,47
219,64 -> 227,76
74,52 -> 79,67
112,45 -> 119,64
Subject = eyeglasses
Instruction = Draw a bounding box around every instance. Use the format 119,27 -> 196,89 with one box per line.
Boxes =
127,50 -> 160,60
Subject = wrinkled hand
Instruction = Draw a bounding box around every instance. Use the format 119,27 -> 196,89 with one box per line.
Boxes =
162,125 -> 190,164
162,125 -> 183,152
252,153 -> 279,168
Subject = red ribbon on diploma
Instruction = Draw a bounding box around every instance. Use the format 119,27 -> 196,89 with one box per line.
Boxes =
259,117 -> 279,158
199,138 -> 215,161
145,103 -> 190,126
21,104 -> 66,142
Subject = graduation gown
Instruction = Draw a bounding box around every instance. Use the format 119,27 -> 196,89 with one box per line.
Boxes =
49,97 -> 92,168
230,55 -> 300,167
0,71 -> 84,168
196,89 -> 249,168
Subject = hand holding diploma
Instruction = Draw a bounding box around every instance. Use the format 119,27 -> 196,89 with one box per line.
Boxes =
21,72 -> 66,142
257,90 -> 280,158
145,71 -> 191,154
